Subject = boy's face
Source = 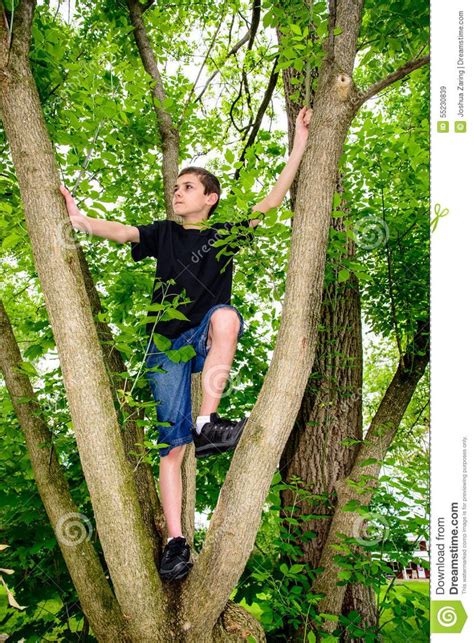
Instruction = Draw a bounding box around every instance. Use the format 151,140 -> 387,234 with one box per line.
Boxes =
172,173 -> 218,219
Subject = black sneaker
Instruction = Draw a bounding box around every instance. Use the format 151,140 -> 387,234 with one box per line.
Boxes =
159,537 -> 193,581
192,412 -> 247,458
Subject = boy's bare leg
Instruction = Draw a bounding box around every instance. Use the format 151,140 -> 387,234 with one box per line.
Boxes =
199,309 -> 240,415
159,444 -> 186,538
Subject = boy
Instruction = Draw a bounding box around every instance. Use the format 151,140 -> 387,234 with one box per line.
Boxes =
60,105 -> 312,582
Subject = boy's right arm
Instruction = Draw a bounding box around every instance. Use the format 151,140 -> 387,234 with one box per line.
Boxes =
60,186 -> 139,244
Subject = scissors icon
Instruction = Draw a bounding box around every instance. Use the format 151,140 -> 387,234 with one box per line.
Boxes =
431,203 -> 449,232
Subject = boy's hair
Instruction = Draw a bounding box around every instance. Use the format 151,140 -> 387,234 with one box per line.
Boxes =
177,166 -> 221,216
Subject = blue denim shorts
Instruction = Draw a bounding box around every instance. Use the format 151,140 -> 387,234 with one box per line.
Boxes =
144,304 -> 244,457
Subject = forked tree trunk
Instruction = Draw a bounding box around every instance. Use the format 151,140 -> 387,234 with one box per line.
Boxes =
1,0 -> 428,639
0,3 -> 263,640
0,301 -> 131,642
0,2 -> 168,638
309,321 -> 429,633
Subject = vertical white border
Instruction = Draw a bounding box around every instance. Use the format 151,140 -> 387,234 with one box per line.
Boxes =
431,0 -> 473,638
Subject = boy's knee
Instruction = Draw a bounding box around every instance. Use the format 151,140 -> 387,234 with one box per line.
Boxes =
161,444 -> 187,462
209,308 -> 240,337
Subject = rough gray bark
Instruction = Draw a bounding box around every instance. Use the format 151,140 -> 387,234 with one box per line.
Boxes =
341,583 -> 378,642
280,213 -> 363,563
311,321 -> 429,631
212,602 -> 265,642
0,3 -> 167,638
0,300 -> 131,642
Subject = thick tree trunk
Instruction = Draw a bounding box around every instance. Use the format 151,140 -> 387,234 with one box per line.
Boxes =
341,583 -> 378,642
310,322 -> 429,631
179,3 -> 366,637
0,3 -> 167,638
280,213 -> 375,639
0,300 -> 131,642
279,25 -> 374,627
77,249 -> 164,561
280,218 -> 363,563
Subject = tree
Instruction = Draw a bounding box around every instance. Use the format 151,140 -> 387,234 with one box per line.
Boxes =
273,0 -> 429,636
0,0 -> 428,639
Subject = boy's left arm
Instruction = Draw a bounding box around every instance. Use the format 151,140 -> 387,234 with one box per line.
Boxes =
249,106 -> 312,227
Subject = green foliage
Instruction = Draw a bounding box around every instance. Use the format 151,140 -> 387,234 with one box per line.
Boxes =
1,0 -> 428,638
232,473 -> 325,638
342,68 -> 430,346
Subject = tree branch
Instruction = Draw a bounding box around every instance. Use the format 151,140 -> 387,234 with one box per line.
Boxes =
326,0 -> 337,61
194,0 -> 261,104
0,300 -> 131,642
234,55 -> 279,180
178,11 -> 224,128
0,19 -> 167,634
247,0 -> 261,51
0,0 -> 35,68
126,0 -> 180,220
356,54 -> 430,107
307,321 -> 429,632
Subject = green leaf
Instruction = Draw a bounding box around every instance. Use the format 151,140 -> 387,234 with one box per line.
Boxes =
15,361 -> 38,378
358,457 -> 379,467
166,345 -> 196,363
289,23 -> 302,36
153,333 -> 172,351
337,269 -> 350,282
320,613 -> 339,622
342,499 -> 362,512
162,308 -> 189,321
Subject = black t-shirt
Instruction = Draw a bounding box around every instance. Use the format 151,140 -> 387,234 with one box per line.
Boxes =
131,219 -> 253,339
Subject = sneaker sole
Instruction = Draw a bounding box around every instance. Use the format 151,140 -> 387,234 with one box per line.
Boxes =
194,441 -> 235,458
159,560 -> 193,581
194,420 -> 247,458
